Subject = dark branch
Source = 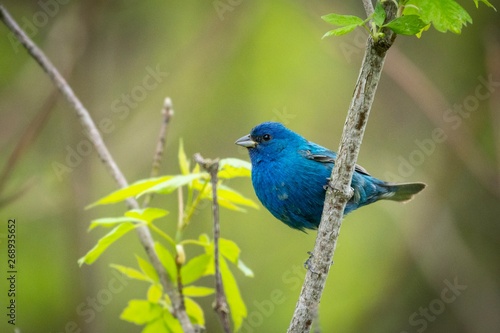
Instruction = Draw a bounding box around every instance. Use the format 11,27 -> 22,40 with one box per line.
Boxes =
194,153 -> 232,333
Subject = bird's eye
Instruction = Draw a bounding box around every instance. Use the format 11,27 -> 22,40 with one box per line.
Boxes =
262,134 -> 271,142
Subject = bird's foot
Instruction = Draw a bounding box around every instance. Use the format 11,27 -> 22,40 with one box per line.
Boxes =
304,251 -> 320,275
323,180 -> 354,200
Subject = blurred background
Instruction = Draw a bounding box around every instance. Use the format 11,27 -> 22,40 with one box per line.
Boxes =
0,1 -> 499,332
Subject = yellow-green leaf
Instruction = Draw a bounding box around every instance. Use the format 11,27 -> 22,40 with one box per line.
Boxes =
138,173 -> 207,196
111,264 -> 150,282
162,307 -> 184,333
182,253 -> 213,285
154,242 -> 177,282
78,223 -> 135,266
218,158 -> 252,179
237,259 -> 254,278
220,257 -> 247,331
183,286 -> 215,297
220,238 -> 240,264
143,318 -> 170,333
88,216 -> 142,231
185,297 -> 205,326
86,176 -> 171,208
125,207 -> 169,224
147,284 -> 163,303
136,255 -> 159,282
178,139 -> 190,175
220,238 -> 254,277
120,300 -> 162,325
218,185 -> 259,210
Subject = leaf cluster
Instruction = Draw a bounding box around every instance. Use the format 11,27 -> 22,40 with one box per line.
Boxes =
79,141 -> 258,332
322,0 -> 496,39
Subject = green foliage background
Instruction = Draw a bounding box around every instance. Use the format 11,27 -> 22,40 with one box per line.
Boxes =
0,1 -> 499,332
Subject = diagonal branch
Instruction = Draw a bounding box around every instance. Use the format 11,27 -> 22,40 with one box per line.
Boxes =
0,5 -> 195,332
194,153 -> 232,333
287,2 -> 398,332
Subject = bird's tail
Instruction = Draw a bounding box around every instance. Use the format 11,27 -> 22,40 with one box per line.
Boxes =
380,182 -> 427,202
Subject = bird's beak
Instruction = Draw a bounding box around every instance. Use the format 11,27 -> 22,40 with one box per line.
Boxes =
235,134 -> 257,148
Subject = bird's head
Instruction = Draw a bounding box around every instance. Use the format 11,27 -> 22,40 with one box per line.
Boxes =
235,122 -> 306,161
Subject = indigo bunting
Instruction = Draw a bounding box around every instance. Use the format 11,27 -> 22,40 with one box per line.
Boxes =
235,122 -> 426,231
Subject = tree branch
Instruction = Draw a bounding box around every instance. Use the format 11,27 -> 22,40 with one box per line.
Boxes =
362,0 -> 374,17
287,2 -> 398,332
194,153 -> 232,333
0,5 -> 195,332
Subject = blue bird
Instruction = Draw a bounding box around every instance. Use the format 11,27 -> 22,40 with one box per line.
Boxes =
235,122 -> 426,231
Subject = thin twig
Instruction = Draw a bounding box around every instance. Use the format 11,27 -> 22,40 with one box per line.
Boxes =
142,97 -> 174,208
194,153 -> 232,333
287,2 -> 398,332
0,5 -> 195,332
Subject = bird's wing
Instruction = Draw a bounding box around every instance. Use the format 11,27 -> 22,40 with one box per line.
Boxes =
302,142 -> 371,176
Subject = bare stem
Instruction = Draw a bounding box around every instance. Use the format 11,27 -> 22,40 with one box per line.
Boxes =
0,5 -> 195,332
142,97 -> 174,208
194,153 -> 232,333
287,2 -> 398,332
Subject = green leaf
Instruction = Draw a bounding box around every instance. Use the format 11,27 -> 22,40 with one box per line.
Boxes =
183,286 -> 215,297
185,297 -> 205,326
218,185 -> 259,210
154,242 -> 177,281
120,300 -> 162,325
181,253 -> 213,285
178,139 -> 190,175
322,25 -> 361,38
237,259 -> 254,278
373,1 -> 386,26
78,223 -> 135,266
88,216 -> 143,231
219,238 -> 254,277
384,15 -> 428,35
322,13 -> 365,26
147,284 -> 163,303
321,13 -> 366,38
220,257 -> 247,331
138,173 -> 207,196
218,158 -> 252,179
125,207 -> 169,224
473,0 -> 497,11
86,176 -> 171,207
404,0 -> 473,34
162,308 -> 184,333
143,318 -> 170,333
136,255 -> 159,282
220,238 -> 240,264
111,264 -> 151,282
